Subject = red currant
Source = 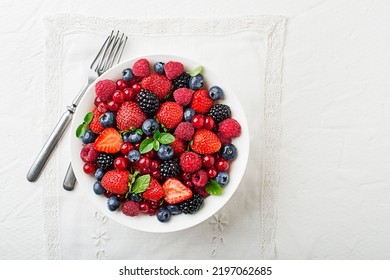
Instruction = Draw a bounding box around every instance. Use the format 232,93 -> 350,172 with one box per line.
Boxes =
182,172 -> 191,181
139,201 -> 150,213
112,90 -> 125,103
131,83 -> 142,95
203,116 -> 216,130
117,194 -> 126,202
150,160 -> 160,172
114,156 -> 129,171
149,201 -> 159,209
116,79 -> 128,90
133,142 -> 141,150
216,158 -> 229,171
107,100 -> 120,111
185,181 -> 193,188
123,88 -> 136,101
140,167 -> 150,175
138,156 -> 151,169
120,142 -> 133,155
83,163 -> 96,174
145,149 -> 157,159
94,96 -> 103,106
191,115 -> 205,129
104,191 -> 115,198
151,170 -> 161,179
202,155 -> 215,168
97,102 -> 108,113
207,167 -> 217,178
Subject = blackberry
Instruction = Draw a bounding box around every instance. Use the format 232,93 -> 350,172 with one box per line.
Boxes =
172,72 -> 190,90
96,153 -> 114,170
160,160 -> 181,179
179,193 -> 204,214
208,104 -> 231,123
137,89 -> 159,117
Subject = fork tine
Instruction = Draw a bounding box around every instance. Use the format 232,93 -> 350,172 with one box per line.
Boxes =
107,33 -> 125,69
90,30 -> 113,70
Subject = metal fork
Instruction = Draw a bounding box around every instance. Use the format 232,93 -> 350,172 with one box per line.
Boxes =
26,31 -> 127,186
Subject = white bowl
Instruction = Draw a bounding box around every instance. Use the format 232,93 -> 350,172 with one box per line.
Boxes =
70,55 -> 249,232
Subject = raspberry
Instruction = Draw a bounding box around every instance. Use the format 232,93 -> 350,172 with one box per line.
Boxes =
180,151 -> 202,173
174,122 -> 194,141
121,200 -> 140,216
217,132 -> 232,145
218,118 -> 241,138
95,80 -> 116,102
171,138 -> 187,157
192,186 -> 209,198
164,61 -> 184,80
173,88 -> 192,106
80,143 -> 99,163
132,58 -> 150,77
191,169 -> 208,187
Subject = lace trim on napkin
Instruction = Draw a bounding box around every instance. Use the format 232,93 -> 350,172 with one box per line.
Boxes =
43,14 -> 286,260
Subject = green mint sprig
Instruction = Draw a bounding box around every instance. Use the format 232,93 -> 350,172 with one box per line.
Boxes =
125,171 -> 151,197
139,130 -> 175,154
76,112 -> 93,137
205,179 -> 222,195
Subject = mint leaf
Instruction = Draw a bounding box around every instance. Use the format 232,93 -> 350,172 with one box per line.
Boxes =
188,66 -> 203,77
136,128 -> 143,135
76,124 -> 86,138
205,179 -> 222,195
140,138 -> 154,154
153,140 -> 160,151
158,133 -> 175,144
84,112 -> 93,125
153,130 -> 161,140
132,174 -> 151,194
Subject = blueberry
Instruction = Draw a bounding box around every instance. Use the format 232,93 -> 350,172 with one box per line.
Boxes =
183,108 -> 196,122
157,144 -> 174,160
215,172 -> 229,186
100,111 -> 115,127
130,193 -> 141,202
189,74 -> 204,90
82,130 -> 97,144
122,68 -> 134,82
221,143 -> 237,161
128,150 -> 141,162
125,131 -> 142,143
107,196 -> 120,211
93,181 -> 106,195
142,119 -> 160,136
166,204 -> 182,215
157,208 -> 171,222
208,86 -> 224,101
94,168 -> 105,181
154,62 -> 165,74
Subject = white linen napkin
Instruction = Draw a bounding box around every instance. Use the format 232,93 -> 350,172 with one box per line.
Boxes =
43,14 -> 286,259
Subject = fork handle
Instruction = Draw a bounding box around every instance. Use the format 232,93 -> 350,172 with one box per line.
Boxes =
26,107 -> 74,182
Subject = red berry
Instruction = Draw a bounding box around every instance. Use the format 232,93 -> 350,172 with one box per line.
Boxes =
185,181 -> 193,188
138,156 -> 151,169
132,83 -> 142,94
107,100 -> 120,111
120,142 -> 133,155
116,79 -> 128,90
216,158 -> 229,171
104,191 -> 115,198
151,170 -> 161,179
203,116 -> 216,130
97,102 -> 108,113
207,167 -> 217,178
191,115 -> 204,129
83,163 -> 96,174
133,142 -> 141,150
148,208 -> 157,216
94,96 -> 103,106
140,167 -> 150,175
112,90 -> 125,103
202,155 -> 215,168
145,149 -> 157,159
182,172 -> 191,181
114,156 -> 129,171
139,201 -> 150,213
123,88 -> 136,101
150,160 -> 160,171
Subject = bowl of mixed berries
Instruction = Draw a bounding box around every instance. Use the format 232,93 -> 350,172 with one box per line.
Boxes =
70,55 -> 249,232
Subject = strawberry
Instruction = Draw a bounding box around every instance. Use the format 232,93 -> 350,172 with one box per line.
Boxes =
190,89 -> 214,114
143,178 -> 165,202
116,101 -> 146,131
170,137 -> 187,157
89,108 -> 104,133
101,169 -> 130,195
162,178 -> 192,204
190,129 -> 221,155
132,58 -> 150,77
93,127 -> 123,154
140,73 -> 172,100
156,101 -> 183,130
164,61 -> 184,80
95,79 -> 116,102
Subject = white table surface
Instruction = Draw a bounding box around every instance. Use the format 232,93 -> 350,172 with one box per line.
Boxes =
1,0 -> 390,260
